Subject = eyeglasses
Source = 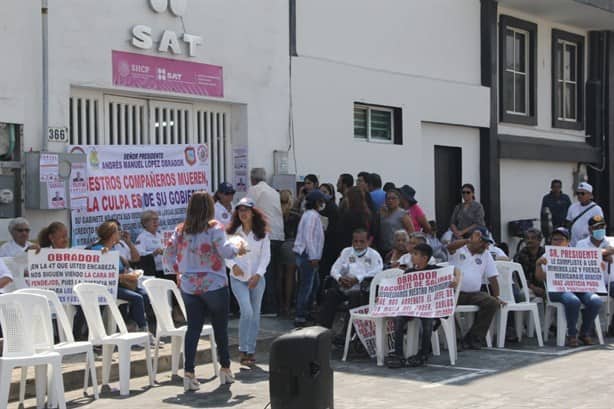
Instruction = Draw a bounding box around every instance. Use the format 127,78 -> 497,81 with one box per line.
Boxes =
14,228 -> 30,233
462,191 -> 472,195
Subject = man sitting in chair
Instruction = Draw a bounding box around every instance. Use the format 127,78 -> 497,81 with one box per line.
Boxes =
387,243 -> 459,368
318,228 -> 383,330
447,227 -> 504,350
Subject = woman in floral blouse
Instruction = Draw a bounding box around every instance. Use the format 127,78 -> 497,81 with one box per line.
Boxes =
164,192 -> 247,391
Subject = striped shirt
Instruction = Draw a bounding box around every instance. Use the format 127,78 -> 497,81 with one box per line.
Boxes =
293,209 -> 324,260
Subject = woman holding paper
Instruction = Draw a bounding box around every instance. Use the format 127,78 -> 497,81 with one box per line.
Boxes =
163,191 -> 247,391
535,227 -> 603,347
225,197 -> 270,367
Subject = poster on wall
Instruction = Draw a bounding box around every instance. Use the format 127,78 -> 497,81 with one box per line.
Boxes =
68,144 -> 210,247
69,162 -> 88,209
233,146 -> 248,192
47,180 -> 66,209
40,153 -> 59,182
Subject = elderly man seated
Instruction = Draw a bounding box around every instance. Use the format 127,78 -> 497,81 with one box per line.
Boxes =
0,218 -> 38,257
318,228 -> 383,330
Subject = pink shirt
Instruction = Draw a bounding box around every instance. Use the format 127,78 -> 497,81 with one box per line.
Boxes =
408,204 -> 426,232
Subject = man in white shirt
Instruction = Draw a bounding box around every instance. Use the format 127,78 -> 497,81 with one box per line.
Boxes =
0,218 -> 37,257
318,228 -> 383,329
566,182 -> 603,246
448,227 -> 502,349
247,167 -> 285,315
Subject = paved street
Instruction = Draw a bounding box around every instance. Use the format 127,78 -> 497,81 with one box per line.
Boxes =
10,326 -> 614,409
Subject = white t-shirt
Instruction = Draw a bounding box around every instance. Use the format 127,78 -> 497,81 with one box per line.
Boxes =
449,245 -> 498,292
246,182 -> 285,241
566,201 -> 603,246
330,247 -> 383,291
136,230 -> 164,272
576,237 -> 613,283
214,201 -> 234,228
0,240 -> 32,257
226,228 -> 271,282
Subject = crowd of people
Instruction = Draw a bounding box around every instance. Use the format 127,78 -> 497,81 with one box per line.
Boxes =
0,170 -> 612,384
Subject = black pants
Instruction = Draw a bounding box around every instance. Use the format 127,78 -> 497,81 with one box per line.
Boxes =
394,316 -> 433,358
262,240 -> 283,314
318,282 -> 366,329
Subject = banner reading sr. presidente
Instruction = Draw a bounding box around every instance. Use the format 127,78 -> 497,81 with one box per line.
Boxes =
545,245 -> 606,293
370,266 -> 456,318
68,144 -> 209,246
28,249 -> 119,304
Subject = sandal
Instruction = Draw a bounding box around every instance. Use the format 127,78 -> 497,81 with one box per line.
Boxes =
405,354 -> 427,367
385,353 -> 405,369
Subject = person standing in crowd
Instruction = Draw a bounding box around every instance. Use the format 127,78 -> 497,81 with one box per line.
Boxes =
225,198 -> 270,367
91,221 -> 157,345
575,216 -> 614,336
278,189 -> 301,317
318,228 -> 382,330
541,179 -> 571,229
319,182 -> 340,287
448,227 -> 502,349
536,227 -> 603,347
378,189 -> 414,257
107,219 -> 141,265
214,182 -> 236,228
384,229 -> 410,268
247,168 -> 285,316
513,228 -> 546,299
387,243 -> 459,368
336,173 -> 354,208
566,182 -> 603,246
293,190 -> 326,327
136,211 -> 165,278
399,185 -> 432,234
0,217 -> 38,256
338,186 -> 375,249
356,171 -> 377,213
296,174 -> 319,211
163,192 -> 247,390
367,173 -> 386,211
383,182 -> 396,193
450,183 -> 486,240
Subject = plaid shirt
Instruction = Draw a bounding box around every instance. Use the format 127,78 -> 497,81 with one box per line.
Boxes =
513,246 -> 545,289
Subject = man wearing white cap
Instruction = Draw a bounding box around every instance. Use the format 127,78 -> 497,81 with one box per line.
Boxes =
566,182 -> 603,246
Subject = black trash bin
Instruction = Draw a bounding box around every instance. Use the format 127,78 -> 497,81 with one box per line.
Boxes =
269,326 -> 333,409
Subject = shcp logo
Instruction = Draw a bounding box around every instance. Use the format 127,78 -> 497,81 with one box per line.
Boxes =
149,0 -> 187,17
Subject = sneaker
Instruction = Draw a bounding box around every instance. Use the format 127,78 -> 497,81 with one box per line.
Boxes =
405,354 -> 428,367
385,353 -> 405,369
183,375 -> 200,392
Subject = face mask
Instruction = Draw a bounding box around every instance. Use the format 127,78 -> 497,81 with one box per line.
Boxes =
592,228 -> 606,241
353,247 -> 368,257
318,203 -> 326,211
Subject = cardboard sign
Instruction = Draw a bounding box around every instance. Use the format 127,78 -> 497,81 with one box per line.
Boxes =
545,245 -> 607,293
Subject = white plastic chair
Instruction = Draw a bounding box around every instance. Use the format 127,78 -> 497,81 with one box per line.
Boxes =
142,278 -> 219,380
342,268 -> 404,366
16,288 -> 99,405
494,261 -> 544,348
0,293 -> 66,409
405,271 -> 463,365
73,283 -> 154,396
543,284 -> 604,347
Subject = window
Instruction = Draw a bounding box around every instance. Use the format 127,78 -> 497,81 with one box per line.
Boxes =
353,103 -> 402,144
552,29 -> 584,130
499,15 -> 537,125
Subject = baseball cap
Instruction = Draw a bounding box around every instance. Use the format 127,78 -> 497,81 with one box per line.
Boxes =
588,215 -> 606,227
472,227 -> 494,243
576,182 -> 593,193
551,227 -> 570,239
218,182 -> 236,194
236,197 -> 255,208
306,190 -> 326,204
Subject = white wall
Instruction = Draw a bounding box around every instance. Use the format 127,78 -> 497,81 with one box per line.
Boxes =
498,7 -> 588,143
297,0 -> 483,85
499,159 -> 577,249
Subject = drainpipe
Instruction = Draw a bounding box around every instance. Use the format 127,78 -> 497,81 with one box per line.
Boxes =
42,0 -> 49,151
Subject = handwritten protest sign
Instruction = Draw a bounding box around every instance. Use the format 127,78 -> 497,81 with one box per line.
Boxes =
545,245 -> 606,293
28,249 -> 119,304
370,266 -> 455,318
68,144 -> 209,246
349,306 -> 395,358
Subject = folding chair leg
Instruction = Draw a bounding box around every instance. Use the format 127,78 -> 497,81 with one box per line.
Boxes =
19,366 -> 27,406
531,308 -> 544,347
497,310 -> 509,348
556,308 -> 566,347
171,336 -> 181,376
594,316 -> 604,345
51,360 -> 67,409
35,364 -> 47,409
514,311 -> 524,342
153,339 -> 160,381
118,345 -> 131,396
543,307 -> 552,342
86,349 -> 99,399
375,318 -> 386,366
0,364 -> 12,409
145,343 -> 154,387
431,331 -> 441,356
342,316 -> 354,362
102,344 -> 113,385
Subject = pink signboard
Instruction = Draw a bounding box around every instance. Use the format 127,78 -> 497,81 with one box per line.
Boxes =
112,50 -> 223,97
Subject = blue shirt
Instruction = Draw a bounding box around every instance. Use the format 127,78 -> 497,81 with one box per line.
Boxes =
370,189 -> 386,211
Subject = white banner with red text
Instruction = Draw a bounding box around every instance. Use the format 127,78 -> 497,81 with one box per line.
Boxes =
349,306 -> 395,358
370,266 -> 456,318
545,245 -> 607,293
68,144 -> 209,247
27,248 -> 119,304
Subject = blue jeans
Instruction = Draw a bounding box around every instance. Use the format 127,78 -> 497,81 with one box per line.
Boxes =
117,286 -> 149,330
549,292 -> 603,337
295,252 -> 318,320
182,287 -> 230,372
230,275 -> 266,354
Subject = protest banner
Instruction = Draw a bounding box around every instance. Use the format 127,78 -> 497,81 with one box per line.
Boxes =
349,306 -> 396,358
545,245 -> 607,293
370,266 -> 456,318
27,248 -> 119,304
68,144 -> 209,246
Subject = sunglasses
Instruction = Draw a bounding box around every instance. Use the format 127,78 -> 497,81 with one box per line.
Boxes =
15,228 -> 30,233
462,191 -> 472,195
